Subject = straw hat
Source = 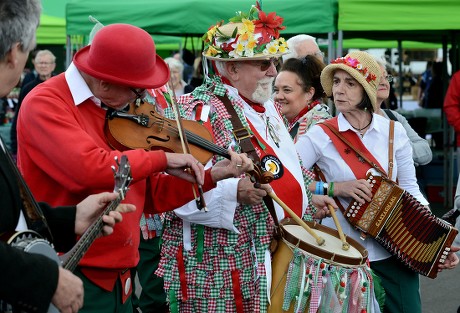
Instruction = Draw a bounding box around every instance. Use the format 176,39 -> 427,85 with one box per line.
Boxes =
202,4 -> 289,61
320,51 -> 381,109
73,23 -> 169,89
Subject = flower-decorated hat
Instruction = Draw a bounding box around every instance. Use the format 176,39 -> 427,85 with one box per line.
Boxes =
202,2 -> 288,61
320,51 -> 382,110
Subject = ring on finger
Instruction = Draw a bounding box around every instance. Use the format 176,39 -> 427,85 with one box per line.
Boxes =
236,163 -> 242,167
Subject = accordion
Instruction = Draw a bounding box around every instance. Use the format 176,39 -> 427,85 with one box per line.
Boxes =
344,173 -> 458,278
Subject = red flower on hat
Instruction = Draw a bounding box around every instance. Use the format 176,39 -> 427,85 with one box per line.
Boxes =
331,56 -> 377,83
253,10 -> 286,44
221,35 -> 240,52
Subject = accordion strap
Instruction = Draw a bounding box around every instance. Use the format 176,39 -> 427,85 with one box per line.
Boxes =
388,120 -> 395,179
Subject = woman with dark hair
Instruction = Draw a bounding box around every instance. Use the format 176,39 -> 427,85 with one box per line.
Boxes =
274,55 -> 331,142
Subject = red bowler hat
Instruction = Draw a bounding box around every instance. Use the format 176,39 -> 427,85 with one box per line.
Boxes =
73,23 -> 169,89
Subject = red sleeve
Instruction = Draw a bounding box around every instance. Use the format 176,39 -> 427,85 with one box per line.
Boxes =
18,89 -> 167,193
145,168 -> 216,213
444,71 -> 460,132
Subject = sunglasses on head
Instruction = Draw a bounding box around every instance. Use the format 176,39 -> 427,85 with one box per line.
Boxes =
250,58 -> 280,71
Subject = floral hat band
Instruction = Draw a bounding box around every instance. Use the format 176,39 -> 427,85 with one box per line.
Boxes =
320,51 -> 382,110
331,56 -> 377,83
203,2 -> 289,61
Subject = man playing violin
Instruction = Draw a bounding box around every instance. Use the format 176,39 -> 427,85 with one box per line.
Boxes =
16,23 -> 253,313
155,4 -> 337,313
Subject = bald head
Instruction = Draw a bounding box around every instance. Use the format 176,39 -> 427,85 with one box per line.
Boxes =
283,34 -> 323,63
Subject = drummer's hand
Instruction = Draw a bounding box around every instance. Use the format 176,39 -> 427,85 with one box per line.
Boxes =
237,176 -> 268,205
438,245 -> 460,271
311,195 -> 338,219
334,180 -> 372,204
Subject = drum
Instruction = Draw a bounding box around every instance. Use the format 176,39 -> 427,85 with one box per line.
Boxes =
268,218 -> 374,313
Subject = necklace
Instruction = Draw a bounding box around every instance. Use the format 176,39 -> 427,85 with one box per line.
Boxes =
258,112 -> 281,147
350,114 -> 373,134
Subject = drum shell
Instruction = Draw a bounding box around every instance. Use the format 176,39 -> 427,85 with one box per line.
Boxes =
268,219 -> 370,313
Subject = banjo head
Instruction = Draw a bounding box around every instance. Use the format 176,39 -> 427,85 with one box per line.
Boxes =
8,230 -> 61,264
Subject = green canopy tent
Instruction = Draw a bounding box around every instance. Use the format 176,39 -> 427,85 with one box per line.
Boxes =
66,0 -> 336,37
37,14 -> 66,45
65,0 -> 337,63
338,0 -> 460,43
36,0 -> 70,45
338,0 -> 460,209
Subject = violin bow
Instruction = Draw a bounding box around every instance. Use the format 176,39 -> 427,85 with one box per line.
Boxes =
166,80 -> 208,212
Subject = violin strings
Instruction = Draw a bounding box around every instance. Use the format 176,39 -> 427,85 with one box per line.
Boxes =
148,120 -> 229,158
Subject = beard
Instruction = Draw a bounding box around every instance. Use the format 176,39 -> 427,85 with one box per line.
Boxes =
252,77 -> 274,104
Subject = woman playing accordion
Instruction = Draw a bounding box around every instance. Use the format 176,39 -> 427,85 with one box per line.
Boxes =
295,51 -> 459,313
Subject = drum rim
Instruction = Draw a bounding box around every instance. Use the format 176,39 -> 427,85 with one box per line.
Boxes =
280,218 -> 369,266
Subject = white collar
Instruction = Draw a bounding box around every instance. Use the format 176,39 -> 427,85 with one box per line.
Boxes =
65,62 -> 102,107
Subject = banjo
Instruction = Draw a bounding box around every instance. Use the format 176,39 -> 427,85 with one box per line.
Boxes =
4,155 -> 132,313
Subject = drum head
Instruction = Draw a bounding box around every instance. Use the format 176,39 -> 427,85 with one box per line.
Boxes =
280,219 -> 368,266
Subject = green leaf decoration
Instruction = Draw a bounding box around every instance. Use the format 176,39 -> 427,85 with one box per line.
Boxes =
231,27 -> 238,38
215,27 -> 232,40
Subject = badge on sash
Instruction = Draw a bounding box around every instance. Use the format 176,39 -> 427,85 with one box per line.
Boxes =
261,155 -> 283,179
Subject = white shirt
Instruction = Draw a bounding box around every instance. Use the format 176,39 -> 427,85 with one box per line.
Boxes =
295,112 -> 428,261
175,85 -> 308,249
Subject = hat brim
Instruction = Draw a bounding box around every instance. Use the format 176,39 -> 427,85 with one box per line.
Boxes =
73,45 -> 170,89
320,64 -> 377,109
204,51 -> 285,62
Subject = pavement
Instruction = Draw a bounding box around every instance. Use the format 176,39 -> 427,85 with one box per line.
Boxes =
421,266 -> 460,313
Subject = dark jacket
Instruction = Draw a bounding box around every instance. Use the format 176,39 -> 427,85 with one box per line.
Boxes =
0,140 -> 77,313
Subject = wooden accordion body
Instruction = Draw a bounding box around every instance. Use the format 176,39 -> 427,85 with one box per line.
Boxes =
345,174 -> 458,278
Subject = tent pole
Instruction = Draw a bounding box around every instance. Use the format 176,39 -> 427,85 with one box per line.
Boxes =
327,32 -> 334,63
398,40 -> 403,109
66,35 -> 71,69
337,30 -> 343,59
444,34 -> 456,210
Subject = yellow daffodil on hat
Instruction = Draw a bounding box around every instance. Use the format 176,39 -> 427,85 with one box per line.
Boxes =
320,51 -> 382,110
202,1 -> 289,61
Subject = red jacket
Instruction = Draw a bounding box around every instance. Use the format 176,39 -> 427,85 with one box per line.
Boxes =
444,70 -> 460,147
17,73 -> 215,290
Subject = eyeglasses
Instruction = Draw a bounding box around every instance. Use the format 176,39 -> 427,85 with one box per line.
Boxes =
384,75 -> 394,83
36,61 -> 55,66
249,58 -> 280,71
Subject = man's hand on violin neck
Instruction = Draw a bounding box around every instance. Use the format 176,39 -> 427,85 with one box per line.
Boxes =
164,153 -> 205,185
210,150 -> 254,183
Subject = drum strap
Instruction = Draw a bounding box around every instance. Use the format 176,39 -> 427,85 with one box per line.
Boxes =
217,94 -> 280,233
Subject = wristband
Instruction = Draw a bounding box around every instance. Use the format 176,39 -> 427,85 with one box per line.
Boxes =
315,181 -> 323,195
328,181 -> 335,197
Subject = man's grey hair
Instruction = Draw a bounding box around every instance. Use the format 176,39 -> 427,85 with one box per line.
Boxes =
35,49 -> 57,63
214,60 -> 231,79
283,34 -> 318,61
0,0 -> 41,61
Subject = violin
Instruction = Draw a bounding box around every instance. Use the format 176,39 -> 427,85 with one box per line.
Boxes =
104,101 -> 274,184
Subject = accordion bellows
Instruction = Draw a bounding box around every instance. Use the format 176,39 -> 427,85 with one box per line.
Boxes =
345,174 -> 458,279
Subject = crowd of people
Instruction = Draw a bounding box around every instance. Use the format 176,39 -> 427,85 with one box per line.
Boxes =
1,1 -> 460,313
